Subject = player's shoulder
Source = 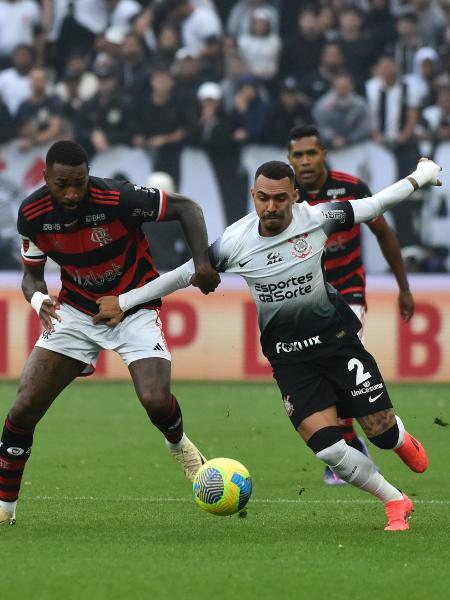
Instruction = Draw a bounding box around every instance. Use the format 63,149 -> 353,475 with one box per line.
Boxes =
19,185 -> 53,224
223,211 -> 259,242
328,170 -> 370,194
88,175 -> 123,206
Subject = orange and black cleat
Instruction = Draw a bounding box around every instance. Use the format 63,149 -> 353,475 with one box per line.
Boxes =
384,494 -> 414,531
394,433 -> 428,473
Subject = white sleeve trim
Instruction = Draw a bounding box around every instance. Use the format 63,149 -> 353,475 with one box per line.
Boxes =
21,237 -> 47,265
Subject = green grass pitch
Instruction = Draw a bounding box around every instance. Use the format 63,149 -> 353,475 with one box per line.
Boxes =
1,381 -> 449,600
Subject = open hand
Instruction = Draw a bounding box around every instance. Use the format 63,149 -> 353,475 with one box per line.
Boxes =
40,296 -> 61,331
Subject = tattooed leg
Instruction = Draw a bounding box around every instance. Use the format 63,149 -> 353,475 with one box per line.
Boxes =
357,408 -> 396,438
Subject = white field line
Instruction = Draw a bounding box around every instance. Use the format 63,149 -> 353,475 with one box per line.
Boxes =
21,496 -> 450,505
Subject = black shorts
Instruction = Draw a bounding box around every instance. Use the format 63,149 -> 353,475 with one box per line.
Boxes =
271,334 -> 392,429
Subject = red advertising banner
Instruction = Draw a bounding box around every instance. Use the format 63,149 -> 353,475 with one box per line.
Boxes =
0,274 -> 449,381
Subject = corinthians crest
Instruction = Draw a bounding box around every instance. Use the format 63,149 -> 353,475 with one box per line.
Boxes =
282,394 -> 294,417
288,233 -> 312,259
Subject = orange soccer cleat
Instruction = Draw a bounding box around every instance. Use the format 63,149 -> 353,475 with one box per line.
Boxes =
394,433 -> 428,473
384,494 -> 414,531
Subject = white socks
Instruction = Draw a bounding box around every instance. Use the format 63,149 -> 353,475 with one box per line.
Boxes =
394,415 -> 406,449
317,440 -> 403,503
0,499 -> 17,514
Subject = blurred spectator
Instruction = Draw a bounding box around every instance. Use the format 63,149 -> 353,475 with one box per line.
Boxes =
409,46 -> 440,106
317,5 -> 339,42
16,67 -> 64,151
221,50 -> 248,113
0,44 -> 33,116
172,47 -> 204,105
133,66 -> 188,184
265,77 -> 311,146
392,13 -> 422,75
237,8 -> 281,83
190,81 -> 247,223
280,7 -> 325,81
0,0 -> 42,68
199,35 -> 224,82
227,0 -> 279,37
313,73 -> 370,149
76,65 -> 135,156
105,0 -> 142,30
0,98 -> 16,143
337,6 -> 377,91
365,0 -> 397,54
413,0 -> 447,49
366,55 -> 422,247
55,54 -> 99,104
148,23 -> 181,70
421,87 -> 450,147
299,42 -> 347,103
164,0 -> 222,54
231,74 -> 270,143
117,32 -> 149,101
43,0 -> 108,76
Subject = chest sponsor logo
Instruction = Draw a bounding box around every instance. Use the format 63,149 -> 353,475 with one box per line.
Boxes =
267,252 -> 283,265
276,336 -> 322,354
326,187 -> 346,198
86,213 -> 106,224
288,234 -> 313,259
255,273 -> 313,303
91,226 -> 112,246
326,234 -> 347,253
72,263 -> 122,287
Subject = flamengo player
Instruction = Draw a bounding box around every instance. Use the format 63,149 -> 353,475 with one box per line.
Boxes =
288,125 -> 415,485
0,140 -> 219,526
95,158 -> 441,531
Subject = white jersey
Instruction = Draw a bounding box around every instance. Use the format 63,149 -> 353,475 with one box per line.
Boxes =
208,201 -> 361,361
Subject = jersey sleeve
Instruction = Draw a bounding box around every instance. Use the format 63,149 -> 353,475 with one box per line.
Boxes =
207,229 -> 236,272
117,181 -> 167,223
17,206 -> 47,266
313,201 -> 355,237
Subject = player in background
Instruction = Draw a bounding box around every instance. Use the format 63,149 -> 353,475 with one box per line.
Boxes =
287,125 -> 415,485
95,158 -> 441,531
0,140 -> 220,526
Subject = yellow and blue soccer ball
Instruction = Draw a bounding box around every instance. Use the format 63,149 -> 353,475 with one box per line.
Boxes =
193,457 -> 252,516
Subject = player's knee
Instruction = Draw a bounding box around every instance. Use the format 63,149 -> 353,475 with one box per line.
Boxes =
140,388 -> 171,416
307,426 -> 344,463
369,421 -> 401,449
8,401 -> 41,429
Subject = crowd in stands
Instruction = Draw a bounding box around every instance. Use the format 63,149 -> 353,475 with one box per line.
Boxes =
0,0 -> 449,271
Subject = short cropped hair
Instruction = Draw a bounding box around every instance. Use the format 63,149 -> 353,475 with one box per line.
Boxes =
46,140 -> 89,168
254,161 -> 294,183
288,125 -> 324,147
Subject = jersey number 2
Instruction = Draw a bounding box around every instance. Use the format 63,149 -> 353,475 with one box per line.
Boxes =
348,358 -> 371,386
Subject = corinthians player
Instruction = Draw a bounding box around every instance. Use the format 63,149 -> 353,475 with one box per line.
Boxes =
95,158 -> 441,531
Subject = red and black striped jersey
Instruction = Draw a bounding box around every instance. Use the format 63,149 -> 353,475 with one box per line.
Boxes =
298,170 -> 372,306
17,176 -> 168,316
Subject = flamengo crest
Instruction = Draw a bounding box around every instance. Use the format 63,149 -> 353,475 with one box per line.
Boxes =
91,227 -> 112,246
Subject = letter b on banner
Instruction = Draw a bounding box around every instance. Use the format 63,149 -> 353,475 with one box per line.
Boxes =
398,303 -> 441,377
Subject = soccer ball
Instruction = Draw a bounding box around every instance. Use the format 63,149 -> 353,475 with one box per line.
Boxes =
193,457 -> 252,516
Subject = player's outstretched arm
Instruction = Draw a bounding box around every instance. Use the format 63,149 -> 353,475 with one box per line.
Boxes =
94,260 -> 197,326
350,158 -> 442,224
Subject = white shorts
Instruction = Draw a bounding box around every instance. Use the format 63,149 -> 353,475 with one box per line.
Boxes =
35,303 -> 171,373
349,303 -> 366,343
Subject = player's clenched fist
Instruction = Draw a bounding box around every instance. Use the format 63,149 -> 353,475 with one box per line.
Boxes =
191,263 -> 220,294
93,296 -> 124,326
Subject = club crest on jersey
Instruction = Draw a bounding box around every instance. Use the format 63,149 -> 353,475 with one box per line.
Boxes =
282,394 -> 294,417
91,227 -> 112,246
288,234 -> 312,259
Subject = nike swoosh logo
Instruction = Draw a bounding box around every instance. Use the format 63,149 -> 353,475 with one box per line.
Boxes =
368,392 -> 383,403
239,259 -> 253,268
